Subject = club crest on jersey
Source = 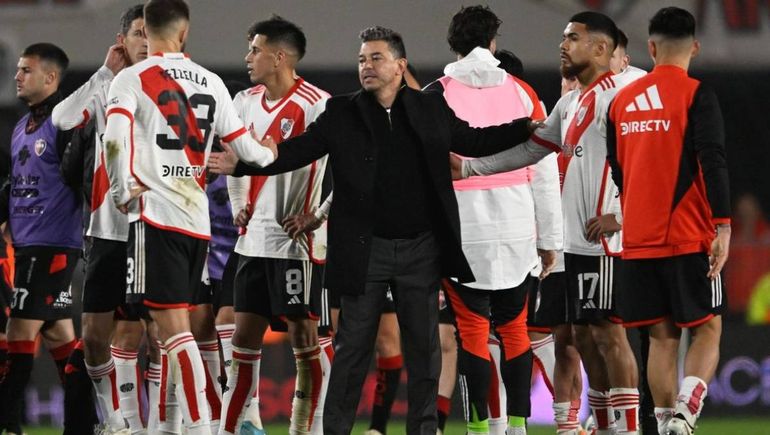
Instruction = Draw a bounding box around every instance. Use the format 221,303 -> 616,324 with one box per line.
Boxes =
34,139 -> 46,156
280,118 -> 294,139
576,106 -> 588,126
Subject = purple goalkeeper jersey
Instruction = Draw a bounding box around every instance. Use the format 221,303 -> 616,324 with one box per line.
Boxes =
10,115 -> 82,249
207,173 -> 237,280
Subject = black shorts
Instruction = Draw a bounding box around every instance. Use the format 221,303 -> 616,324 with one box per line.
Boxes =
193,261 -> 213,306
0,259 -> 13,332
565,253 -> 621,323
618,253 -> 727,328
527,272 -> 569,331
233,256 -> 325,325
127,221 -> 208,309
11,246 -> 79,321
114,302 -> 147,321
203,252 -> 237,314
83,237 -> 128,313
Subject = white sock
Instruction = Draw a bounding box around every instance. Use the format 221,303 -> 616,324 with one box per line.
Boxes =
157,344 -> 182,434
85,358 -> 126,431
654,407 -> 674,435
146,362 -> 163,433
218,346 -> 262,435
588,389 -> 614,434
675,376 -> 708,427
530,335 -> 556,397
111,346 -> 146,432
198,340 -> 222,434
489,417 -> 506,435
291,345 -> 323,435
216,324 -> 235,373
311,336 -> 333,435
165,332 -> 211,434
506,426 -> 527,435
610,387 -> 639,434
553,401 -> 579,434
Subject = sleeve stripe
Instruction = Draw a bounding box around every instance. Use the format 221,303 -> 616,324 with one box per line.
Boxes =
221,127 -> 247,143
300,83 -> 322,100
106,107 -> 134,121
532,134 -> 562,153
712,217 -> 731,225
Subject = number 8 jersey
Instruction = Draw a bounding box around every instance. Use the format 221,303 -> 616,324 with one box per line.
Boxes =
104,52 -> 274,239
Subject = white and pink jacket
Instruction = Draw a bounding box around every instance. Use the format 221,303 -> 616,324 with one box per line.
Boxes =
432,47 -> 563,290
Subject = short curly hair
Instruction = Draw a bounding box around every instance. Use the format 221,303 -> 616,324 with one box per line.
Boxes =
447,5 -> 501,56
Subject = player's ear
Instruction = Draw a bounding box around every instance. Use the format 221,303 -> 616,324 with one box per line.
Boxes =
691,39 -> 700,59
179,25 -> 189,46
647,38 -> 657,61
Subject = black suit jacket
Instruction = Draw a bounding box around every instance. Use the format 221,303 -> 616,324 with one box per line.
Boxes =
233,87 -> 532,295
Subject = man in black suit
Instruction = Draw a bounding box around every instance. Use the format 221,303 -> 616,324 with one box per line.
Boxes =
209,26 -> 538,435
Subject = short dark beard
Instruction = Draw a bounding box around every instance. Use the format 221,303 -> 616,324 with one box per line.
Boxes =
560,60 -> 588,80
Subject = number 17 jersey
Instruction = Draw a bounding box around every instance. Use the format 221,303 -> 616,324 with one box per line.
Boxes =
106,53 -> 254,239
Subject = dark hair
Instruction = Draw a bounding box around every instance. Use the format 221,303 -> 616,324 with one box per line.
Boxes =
649,7 -> 696,38
22,42 -> 69,74
447,5 -> 501,56
359,26 -> 406,59
247,15 -> 307,60
144,0 -> 189,35
119,4 -> 144,36
569,11 -> 619,51
494,49 -> 523,78
616,29 -> 629,50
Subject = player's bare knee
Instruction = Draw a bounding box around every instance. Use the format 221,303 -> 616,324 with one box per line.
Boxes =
215,306 -> 235,325
439,325 -> 457,354
573,325 -> 594,353
232,327 -> 263,350
111,321 -> 144,351
287,318 -> 317,348
691,316 -> 722,343
375,325 -> 400,357
82,325 -> 111,357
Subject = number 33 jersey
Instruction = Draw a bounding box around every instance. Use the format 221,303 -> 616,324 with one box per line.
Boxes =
106,53 -> 265,239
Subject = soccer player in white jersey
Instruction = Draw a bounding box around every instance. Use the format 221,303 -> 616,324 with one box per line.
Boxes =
217,16 -> 332,435
102,1 -> 276,434
52,5 -> 148,434
458,12 -> 641,435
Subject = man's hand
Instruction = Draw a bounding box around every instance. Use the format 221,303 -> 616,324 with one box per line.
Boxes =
528,119 -> 546,133
117,184 -> 148,214
449,153 -> 464,180
261,134 -> 278,161
233,207 -> 251,228
104,43 -> 127,76
208,142 -> 240,175
585,214 -> 621,242
709,225 -> 731,279
537,249 -> 557,279
282,211 -> 323,240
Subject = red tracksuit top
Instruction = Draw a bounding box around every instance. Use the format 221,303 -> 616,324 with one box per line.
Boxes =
607,65 -> 730,260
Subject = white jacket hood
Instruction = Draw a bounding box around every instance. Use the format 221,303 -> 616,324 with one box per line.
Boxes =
443,47 -> 507,88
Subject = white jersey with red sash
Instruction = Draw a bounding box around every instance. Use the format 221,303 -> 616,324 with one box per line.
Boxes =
532,72 -> 625,256
228,79 -> 329,262
104,52 -> 274,239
